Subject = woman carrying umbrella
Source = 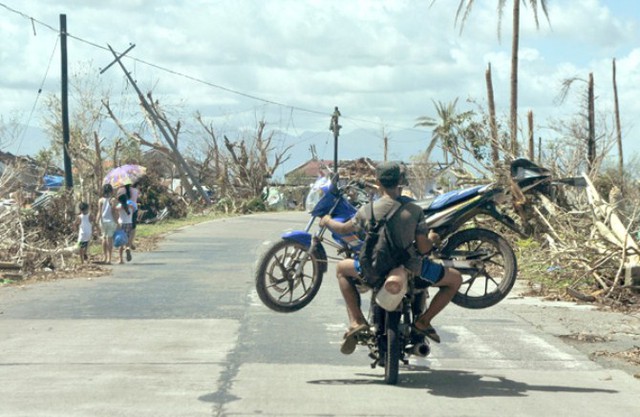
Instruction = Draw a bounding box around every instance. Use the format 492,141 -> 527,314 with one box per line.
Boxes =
116,191 -> 136,264
120,181 -> 141,250
104,164 -> 145,252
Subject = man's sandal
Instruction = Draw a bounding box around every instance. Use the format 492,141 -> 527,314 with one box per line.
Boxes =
412,324 -> 441,343
340,323 -> 368,355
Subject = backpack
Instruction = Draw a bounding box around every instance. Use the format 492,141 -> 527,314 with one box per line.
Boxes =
358,200 -> 409,288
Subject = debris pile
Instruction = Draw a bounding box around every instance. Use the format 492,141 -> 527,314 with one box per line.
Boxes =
516,173 -> 640,308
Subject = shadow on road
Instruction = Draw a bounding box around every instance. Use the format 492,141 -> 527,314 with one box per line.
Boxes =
308,366 -> 619,397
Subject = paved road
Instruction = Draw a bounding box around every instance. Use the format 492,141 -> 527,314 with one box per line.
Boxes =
1,211 -> 638,416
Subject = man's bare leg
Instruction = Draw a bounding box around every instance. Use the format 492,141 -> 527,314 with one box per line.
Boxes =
415,268 -> 462,331
336,259 -> 367,329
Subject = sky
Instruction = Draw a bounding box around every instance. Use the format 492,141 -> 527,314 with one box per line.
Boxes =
1,0 -> 639,179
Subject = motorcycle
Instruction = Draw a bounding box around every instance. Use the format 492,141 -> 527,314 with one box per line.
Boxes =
254,158 -> 553,384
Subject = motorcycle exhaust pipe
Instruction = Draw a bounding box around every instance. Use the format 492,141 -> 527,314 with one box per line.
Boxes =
408,342 -> 430,357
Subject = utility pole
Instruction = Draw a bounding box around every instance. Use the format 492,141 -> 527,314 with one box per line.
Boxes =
60,14 -> 73,189
382,126 -> 388,162
329,106 -> 341,184
101,44 -> 211,205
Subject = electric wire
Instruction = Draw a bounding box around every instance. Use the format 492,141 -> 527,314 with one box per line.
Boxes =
0,2 -> 428,136
15,33 -> 60,153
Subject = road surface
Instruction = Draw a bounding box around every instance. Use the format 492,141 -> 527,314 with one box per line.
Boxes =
1,211 -> 638,416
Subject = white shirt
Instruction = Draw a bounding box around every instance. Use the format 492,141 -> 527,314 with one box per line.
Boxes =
100,197 -> 115,222
78,213 -> 92,242
117,202 -> 134,225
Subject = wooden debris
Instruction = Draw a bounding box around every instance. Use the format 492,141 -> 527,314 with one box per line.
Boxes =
521,170 -> 640,306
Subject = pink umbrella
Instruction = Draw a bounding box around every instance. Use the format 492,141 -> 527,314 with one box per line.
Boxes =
103,164 -> 146,188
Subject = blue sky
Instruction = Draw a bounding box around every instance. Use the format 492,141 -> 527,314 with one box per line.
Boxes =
1,0 -> 639,178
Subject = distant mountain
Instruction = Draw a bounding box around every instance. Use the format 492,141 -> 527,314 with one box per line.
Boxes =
1,123 -> 430,183
272,127 -> 428,181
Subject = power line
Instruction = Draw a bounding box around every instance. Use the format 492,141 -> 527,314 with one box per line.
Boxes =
15,32 -> 60,153
0,2 -> 428,134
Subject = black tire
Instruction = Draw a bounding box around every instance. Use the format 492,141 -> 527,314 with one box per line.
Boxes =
384,311 -> 401,385
440,228 -> 517,309
255,239 -> 324,313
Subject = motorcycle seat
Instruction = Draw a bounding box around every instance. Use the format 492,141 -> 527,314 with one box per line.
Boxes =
417,185 -> 485,214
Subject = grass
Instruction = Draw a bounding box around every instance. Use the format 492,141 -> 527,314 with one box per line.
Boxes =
514,237 -> 577,294
135,210 -> 231,239
89,209 -> 234,256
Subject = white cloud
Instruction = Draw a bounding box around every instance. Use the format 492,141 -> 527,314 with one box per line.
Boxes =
1,0 -> 640,166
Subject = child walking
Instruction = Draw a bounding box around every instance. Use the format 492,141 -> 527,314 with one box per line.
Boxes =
75,202 -> 93,264
97,184 -> 117,264
116,192 -> 136,264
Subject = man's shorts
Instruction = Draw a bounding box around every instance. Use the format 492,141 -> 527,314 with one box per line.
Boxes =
354,258 -> 445,289
414,259 -> 445,289
78,241 -> 89,249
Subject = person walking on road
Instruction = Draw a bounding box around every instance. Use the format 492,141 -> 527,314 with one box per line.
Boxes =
97,184 -> 117,264
75,201 -> 93,264
116,192 -> 136,264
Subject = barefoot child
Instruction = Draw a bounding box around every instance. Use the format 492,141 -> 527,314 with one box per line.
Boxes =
75,202 -> 93,264
97,184 -> 117,264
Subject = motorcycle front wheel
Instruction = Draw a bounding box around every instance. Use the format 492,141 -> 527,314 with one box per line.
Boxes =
440,228 -> 517,309
255,239 -> 324,313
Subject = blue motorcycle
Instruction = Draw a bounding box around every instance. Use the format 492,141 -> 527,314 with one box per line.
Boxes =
255,159 -> 554,384
255,177 -> 364,313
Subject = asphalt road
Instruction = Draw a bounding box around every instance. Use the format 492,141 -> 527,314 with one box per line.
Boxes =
1,211 -> 639,417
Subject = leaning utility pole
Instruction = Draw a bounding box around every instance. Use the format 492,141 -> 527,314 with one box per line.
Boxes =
59,14 -> 73,189
329,106 -> 341,183
101,44 -> 211,205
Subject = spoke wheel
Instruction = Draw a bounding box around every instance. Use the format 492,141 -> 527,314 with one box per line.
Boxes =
255,239 -> 323,313
441,228 -> 517,309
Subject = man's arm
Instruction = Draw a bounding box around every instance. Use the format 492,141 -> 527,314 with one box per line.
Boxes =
415,231 -> 440,255
319,215 -> 356,235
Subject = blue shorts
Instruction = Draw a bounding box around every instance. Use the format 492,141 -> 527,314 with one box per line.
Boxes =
354,258 -> 444,288
415,260 -> 445,288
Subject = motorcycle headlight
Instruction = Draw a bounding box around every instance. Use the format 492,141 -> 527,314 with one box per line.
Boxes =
305,187 -> 324,213
306,177 -> 332,213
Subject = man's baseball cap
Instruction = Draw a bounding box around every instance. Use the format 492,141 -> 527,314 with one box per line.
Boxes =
376,161 -> 402,188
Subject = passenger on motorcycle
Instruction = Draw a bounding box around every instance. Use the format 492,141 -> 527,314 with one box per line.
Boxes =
320,161 -> 462,354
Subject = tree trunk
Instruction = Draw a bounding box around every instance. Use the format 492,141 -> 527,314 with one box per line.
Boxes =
509,0 -> 521,159
485,63 -> 500,168
587,72 -> 596,173
93,131 -> 103,193
612,58 -> 624,189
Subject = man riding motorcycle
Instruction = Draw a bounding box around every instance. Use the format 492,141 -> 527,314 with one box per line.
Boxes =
320,161 -> 462,354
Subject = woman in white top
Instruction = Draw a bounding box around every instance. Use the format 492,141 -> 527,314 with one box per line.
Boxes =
97,184 -> 117,264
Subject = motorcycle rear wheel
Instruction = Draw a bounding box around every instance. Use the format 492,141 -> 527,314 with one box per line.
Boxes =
441,228 -> 517,309
384,311 -> 401,385
255,239 -> 324,313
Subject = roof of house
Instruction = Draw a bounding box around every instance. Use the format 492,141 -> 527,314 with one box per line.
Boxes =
285,159 -> 334,178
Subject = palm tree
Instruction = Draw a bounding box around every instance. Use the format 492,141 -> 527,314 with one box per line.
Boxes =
454,0 -> 550,158
415,98 -> 473,166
